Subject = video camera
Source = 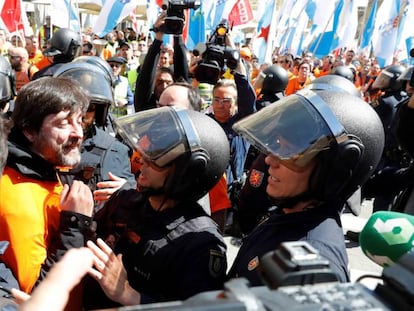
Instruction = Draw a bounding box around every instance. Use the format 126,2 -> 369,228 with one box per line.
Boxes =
160,0 -> 200,35
111,241 -> 414,310
193,19 -> 240,85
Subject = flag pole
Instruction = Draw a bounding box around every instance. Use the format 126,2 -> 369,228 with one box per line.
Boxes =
264,0 -> 279,62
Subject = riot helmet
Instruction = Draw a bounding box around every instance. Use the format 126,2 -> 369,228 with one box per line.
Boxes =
233,89 -> 384,204
114,107 -> 230,201
256,65 -> 289,95
0,56 -> 15,105
73,55 -> 116,87
305,74 -> 360,97
53,62 -> 114,128
397,66 -> 413,82
43,28 -> 81,59
331,65 -> 354,82
372,64 -> 405,91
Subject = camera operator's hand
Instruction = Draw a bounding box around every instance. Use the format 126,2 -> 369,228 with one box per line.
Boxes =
153,11 -> 166,41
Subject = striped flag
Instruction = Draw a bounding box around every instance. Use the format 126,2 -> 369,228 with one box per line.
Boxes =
187,6 -> 205,50
252,0 -> 275,64
93,0 -> 139,37
371,0 -> 401,67
51,0 -> 80,32
359,0 -> 378,52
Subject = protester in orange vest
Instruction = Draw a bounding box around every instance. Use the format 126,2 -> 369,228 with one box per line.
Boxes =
0,77 -> 93,296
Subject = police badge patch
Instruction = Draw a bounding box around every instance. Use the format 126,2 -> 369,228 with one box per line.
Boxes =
209,249 -> 226,278
249,169 -> 264,188
247,256 -> 259,271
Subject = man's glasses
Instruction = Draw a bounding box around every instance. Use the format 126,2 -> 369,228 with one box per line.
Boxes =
213,97 -> 233,106
109,63 -> 121,68
8,55 -> 21,60
276,60 -> 287,64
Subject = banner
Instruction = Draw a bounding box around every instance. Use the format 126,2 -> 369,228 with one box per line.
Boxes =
228,0 -> 253,27
51,0 -> 80,32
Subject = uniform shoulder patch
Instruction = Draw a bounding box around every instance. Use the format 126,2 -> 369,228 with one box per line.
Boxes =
209,249 -> 226,278
249,169 -> 264,188
248,256 -> 259,271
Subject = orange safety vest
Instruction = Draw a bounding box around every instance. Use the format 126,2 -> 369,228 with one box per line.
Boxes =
0,166 -> 62,293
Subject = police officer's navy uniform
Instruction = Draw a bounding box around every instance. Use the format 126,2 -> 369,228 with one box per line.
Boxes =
228,205 -> 350,285
85,190 -> 227,308
59,126 -> 136,213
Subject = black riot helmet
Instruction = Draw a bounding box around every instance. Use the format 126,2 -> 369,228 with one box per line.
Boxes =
114,107 -> 230,201
305,74 -> 360,97
331,65 -> 354,82
53,62 -> 114,128
73,55 -> 116,87
233,89 -> 384,204
372,64 -> 406,91
256,65 -> 289,95
43,28 -> 81,59
397,66 -> 413,83
0,56 -> 15,105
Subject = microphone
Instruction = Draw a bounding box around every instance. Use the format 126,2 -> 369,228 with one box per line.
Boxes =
359,211 -> 414,267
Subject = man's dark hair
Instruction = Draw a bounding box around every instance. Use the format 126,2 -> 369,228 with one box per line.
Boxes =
11,77 -> 89,134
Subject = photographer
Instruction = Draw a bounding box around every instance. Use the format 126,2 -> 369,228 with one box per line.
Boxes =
199,29 -> 256,231
134,11 -> 190,112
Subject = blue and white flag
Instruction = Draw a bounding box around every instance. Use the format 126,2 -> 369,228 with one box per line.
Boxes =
371,0 -> 401,68
252,0 -> 275,64
395,0 -> 414,64
209,0 -> 236,33
51,0 -> 80,32
359,0 -> 378,52
93,0 -> 139,37
187,6 -> 205,50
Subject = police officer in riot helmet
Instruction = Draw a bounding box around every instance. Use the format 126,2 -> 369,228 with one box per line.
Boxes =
331,65 -> 355,82
362,64 -> 410,212
229,89 -> 384,285
0,56 -> 16,115
254,64 -> 289,111
32,28 -> 82,80
84,107 -> 229,308
53,62 -> 136,213
306,74 -> 360,98
236,75 -> 363,236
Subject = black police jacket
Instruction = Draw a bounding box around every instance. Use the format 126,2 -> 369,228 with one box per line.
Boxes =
228,205 -> 350,286
90,190 -> 227,307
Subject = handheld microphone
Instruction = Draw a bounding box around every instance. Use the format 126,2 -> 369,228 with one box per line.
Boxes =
359,211 -> 414,267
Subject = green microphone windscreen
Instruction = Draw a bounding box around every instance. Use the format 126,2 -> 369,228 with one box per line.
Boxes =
360,211 -> 414,267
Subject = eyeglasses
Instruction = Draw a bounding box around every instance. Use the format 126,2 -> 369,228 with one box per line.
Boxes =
276,60 -> 287,64
109,63 -> 121,68
8,55 -> 21,60
213,97 -> 233,106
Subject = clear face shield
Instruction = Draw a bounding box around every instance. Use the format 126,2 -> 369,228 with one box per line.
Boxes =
114,107 -> 202,169
233,89 -> 349,171
372,69 -> 393,90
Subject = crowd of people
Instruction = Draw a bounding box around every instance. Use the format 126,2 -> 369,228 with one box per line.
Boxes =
0,9 -> 414,310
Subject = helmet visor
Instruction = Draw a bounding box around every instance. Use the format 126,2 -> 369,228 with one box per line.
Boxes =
57,68 -> 113,104
372,69 -> 392,90
114,107 -> 198,168
233,90 -> 347,171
